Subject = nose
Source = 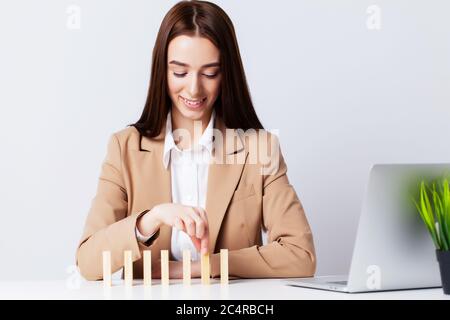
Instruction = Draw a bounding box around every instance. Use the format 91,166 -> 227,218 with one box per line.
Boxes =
187,73 -> 202,98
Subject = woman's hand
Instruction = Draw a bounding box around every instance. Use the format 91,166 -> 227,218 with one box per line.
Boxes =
137,203 -> 209,255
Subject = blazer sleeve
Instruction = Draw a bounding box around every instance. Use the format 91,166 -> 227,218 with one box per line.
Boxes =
76,134 -> 153,280
210,136 -> 316,278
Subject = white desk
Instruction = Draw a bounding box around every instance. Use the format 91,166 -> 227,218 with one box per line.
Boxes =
0,279 -> 448,300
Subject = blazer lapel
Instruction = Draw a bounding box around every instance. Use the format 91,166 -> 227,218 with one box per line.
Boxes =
205,117 -> 248,253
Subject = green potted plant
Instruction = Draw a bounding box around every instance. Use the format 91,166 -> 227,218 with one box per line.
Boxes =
413,178 -> 450,294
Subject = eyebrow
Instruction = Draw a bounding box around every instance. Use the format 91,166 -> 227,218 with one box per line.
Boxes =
168,60 -> 220,68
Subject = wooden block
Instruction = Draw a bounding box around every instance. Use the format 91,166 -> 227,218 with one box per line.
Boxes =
102,251 -> 111,287
220,249 -> 229,285
183,250 -> 191,285
161,250 -> 169,286
124,250 -> 133,286
201,253 -> 210,285
143,250 -> 152,286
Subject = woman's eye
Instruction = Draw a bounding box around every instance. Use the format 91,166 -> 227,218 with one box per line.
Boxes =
172,72 -> 219,78
173,72 -> 187,78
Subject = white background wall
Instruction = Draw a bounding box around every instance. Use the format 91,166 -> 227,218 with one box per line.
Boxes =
0,0 -> 449,280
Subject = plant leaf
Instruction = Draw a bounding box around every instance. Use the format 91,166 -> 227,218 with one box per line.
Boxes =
417,181 -> 441,249
433,187 -> 448,250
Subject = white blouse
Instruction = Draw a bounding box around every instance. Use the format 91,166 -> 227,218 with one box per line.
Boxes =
135,110 -> 215,261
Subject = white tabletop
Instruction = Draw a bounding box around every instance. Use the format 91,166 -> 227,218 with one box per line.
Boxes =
0,278 -> 448,300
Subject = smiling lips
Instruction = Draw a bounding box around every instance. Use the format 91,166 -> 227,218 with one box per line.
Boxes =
181,96 -> 207,109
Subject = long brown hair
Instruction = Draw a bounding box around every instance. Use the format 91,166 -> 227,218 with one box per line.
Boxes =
131,0 -> 263,138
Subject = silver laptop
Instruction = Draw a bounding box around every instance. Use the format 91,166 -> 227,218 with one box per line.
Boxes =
286,163 -> 450,293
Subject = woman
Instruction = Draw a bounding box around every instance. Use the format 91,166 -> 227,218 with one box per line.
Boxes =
77,0 -> 315,280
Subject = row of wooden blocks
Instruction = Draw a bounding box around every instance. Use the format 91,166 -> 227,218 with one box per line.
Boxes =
102,249 -> 229,286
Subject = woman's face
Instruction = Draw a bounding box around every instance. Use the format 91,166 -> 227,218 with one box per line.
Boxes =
167,35 -> 221,124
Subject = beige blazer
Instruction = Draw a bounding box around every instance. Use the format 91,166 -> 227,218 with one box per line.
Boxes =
76,116 -> 316,280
